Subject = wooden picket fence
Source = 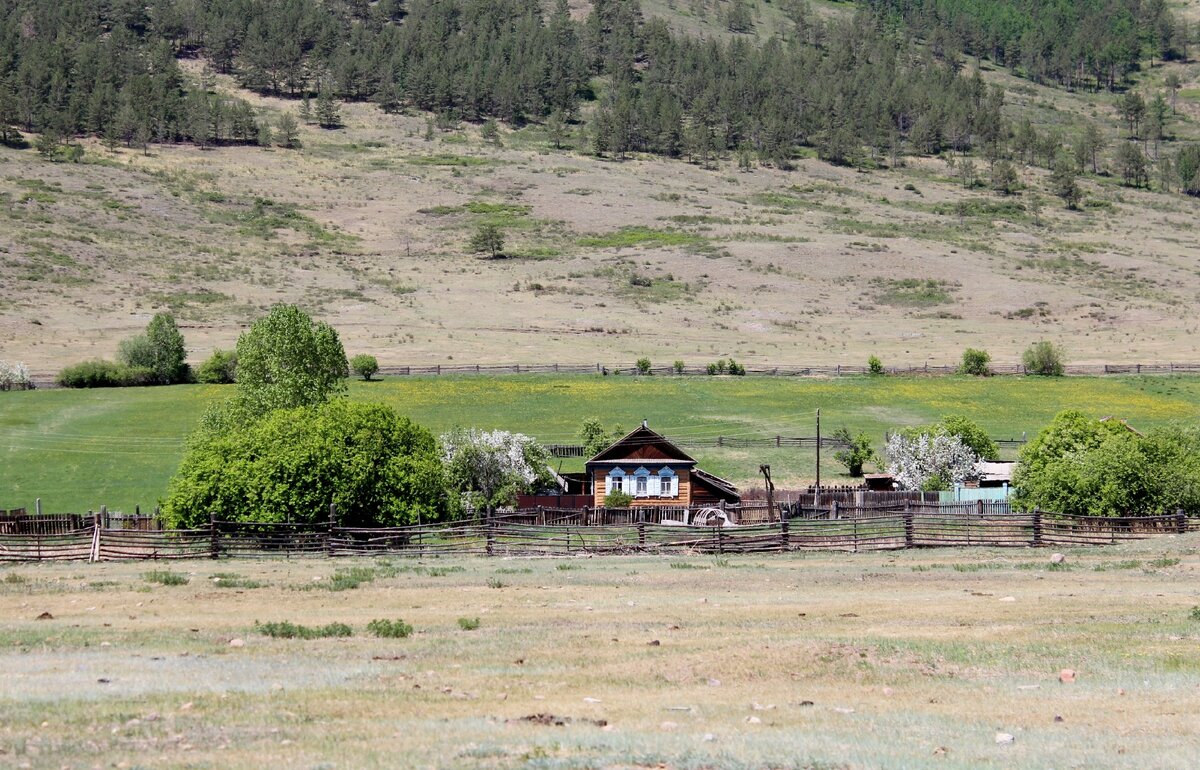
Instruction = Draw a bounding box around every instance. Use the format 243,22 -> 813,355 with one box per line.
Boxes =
0,505 -> 1193,562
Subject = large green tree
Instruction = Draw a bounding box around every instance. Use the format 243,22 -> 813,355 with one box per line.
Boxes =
117,312 -> 188,384
164,400 -> 446,528
1012,411 -> 1200,516
230,304 -> 349,418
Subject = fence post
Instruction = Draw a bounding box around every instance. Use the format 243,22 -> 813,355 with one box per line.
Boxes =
831,500 -> 839,520
90,510 -> 101,562
486,516 -> 495,557
903,502 -> 914,549
1031,509 -> 1043,547
537,506 -> 546,526
327,503 -> 337,557
209,513 -> 219,559
717,525 -> 724,555
99,504 -> 107,530
1177,509 -> 1187,535
779,518 -> 789,552
637,520 -> 645,550
35,497 -> 41,516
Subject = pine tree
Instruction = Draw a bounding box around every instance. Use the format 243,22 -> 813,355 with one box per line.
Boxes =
316,84 -> 341,129
276,112 -> 300,148
1050,158 -> 1082,209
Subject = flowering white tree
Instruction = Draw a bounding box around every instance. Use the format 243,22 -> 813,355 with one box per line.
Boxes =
885,430 -> 979,491
0,360 -> 31,390
441,429 -> 555,516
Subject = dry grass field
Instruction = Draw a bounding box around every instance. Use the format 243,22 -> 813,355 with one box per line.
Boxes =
2,535 -> 1199,769
2,3 -> 1200,372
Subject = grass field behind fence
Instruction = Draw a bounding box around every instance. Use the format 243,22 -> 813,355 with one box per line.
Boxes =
1,541 -> 1199,769
2,374 -> 1200,513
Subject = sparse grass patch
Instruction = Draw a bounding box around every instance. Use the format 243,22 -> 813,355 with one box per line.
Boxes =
407,153 -> 493,167
212,573 -> 268,589
578,227 -> 703,249
142,570 -> 188,586
256,620 -> 353,639
320,566 -> 380,591
457,616 -> 481,631
871,278 -> 958,307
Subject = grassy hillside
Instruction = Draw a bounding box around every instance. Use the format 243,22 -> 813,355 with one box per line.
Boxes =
1,1 -> 1199,374
3,374 -> 1198,513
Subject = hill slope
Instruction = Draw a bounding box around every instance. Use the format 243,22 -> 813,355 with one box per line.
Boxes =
1,0 -> 1199,371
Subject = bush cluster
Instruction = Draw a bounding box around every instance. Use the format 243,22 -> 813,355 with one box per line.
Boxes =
59,360 -> 157,388
706,359 -> 745,375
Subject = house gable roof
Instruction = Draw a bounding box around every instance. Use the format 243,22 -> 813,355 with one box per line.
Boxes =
587,424 -> 696,464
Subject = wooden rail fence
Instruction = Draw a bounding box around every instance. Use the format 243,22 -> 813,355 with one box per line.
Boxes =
27,361 -> 1200,389
0,505 -> 1193,562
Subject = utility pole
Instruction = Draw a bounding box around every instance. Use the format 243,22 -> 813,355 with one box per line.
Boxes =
815,408 -> 821,508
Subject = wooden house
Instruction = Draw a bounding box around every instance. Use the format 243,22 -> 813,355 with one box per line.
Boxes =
586,422 -> 740,508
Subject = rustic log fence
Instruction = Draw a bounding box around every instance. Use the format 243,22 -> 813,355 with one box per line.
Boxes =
25,360 -> 1200,390
0,505 -> 1194,563
358,362 -> 1200,378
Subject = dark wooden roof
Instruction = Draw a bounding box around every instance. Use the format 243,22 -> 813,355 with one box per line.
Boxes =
691,468 -> 741,502
587,425 -> 696,464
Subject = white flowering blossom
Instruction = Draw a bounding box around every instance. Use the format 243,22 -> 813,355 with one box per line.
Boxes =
441,428 -> 553,513
0,360 -> 31,390
885,430 -> 979,491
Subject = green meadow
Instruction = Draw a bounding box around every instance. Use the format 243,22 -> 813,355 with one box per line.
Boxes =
2,374 -> 1199,513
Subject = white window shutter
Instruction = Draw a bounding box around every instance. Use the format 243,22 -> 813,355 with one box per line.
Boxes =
605,474 -> 611,494
671,476 -> 679,496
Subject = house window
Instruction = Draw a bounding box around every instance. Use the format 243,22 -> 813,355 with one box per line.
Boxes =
658,467 -> 677,497
633,467 -> 650,497
606,468 -> 625,494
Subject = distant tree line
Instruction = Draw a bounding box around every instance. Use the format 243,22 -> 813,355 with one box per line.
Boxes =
0,0 -> 997,166
864,0 -> 1189,89
3,0 -> 1197,192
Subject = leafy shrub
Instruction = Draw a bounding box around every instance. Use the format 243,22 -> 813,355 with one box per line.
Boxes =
197,349 -> 237,384
256,620 -> 353,639
868,355 -> 884,375
673,360 -> 685,374
486,578 -> 506,589
958,348 -> 991,376
163,400 -> 446,529
368,618 -> 413,638
635,357 -> 652,375
705,359 -> 745,375
457,617 -> 481,631
351,354 -> 380,381
143,570 -> 189,586
1022,341 -> 1065,376
58,360 -> 155,388
832,427 -> 875,476
605,490 -> 634,508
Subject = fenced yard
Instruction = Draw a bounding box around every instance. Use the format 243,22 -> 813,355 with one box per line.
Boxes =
1,502 -> 1193,563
